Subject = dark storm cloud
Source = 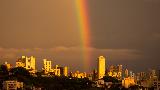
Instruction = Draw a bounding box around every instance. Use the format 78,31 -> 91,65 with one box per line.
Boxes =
88,0 -> 160,71
0,0 -> 160,72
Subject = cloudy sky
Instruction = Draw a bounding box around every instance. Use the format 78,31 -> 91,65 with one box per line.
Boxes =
0,0 -> 160,72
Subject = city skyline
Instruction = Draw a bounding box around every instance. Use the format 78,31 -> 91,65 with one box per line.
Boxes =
0,0 -> 160,72
0,55 -> 159,74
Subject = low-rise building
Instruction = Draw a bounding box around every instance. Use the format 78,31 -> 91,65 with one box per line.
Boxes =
4,62 -> 12,70
3,80 -> 23,90
122,77 -> 135,88
72,71 -> 87,78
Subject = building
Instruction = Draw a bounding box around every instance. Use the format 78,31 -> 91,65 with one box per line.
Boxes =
16,56 -> 36,73
57,66 -> 64,76
57,66 -> 68,76
42,59 -> 67,76
118,64 -> 122,72
125,69 -> 129,78
3,80 -> 23,90
4,62 -> 11,70
95,79 -> 105,88
122,77 -> 135,88
42,59 -> 52,74
129,71 -> 135,79
92,69 -> 98,80
98,56 -> 106,79
149,69 -> 157,79
72,71 -> 87,78
53,65 -> 60,76
63,66 -> 68,76
152,79 -> 160,89
107,65 -> 122,80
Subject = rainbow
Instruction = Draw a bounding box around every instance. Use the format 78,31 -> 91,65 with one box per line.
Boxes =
74,0 -> 91,71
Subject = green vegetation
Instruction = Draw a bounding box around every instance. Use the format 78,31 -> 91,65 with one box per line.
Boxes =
103,76 -> 119,83
0,65 -> 92,89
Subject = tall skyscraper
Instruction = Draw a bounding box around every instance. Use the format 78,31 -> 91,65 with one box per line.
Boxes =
98,56 -> 106,79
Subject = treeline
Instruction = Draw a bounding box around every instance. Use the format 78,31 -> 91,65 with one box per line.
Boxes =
0,65 -> 92,90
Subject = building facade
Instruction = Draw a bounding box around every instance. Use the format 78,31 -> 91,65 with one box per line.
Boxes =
63,66 -> 68,76
43,59 -> 52,74
16,56 -> 36,73
3,80 -> 23,90
98,56 -> 106,79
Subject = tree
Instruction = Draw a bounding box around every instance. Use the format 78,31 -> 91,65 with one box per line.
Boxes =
10,67 -> 30,77
9,67 -> 33,85
103,76 -> 119,83
0,65 -> 9,76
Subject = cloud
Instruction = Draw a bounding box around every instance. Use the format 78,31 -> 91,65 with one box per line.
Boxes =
0,46 -> 142,61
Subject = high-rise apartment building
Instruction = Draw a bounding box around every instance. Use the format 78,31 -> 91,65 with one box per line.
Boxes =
63,66 -> 68,76
43,59 -> 52,74
98,56 -> 106,79
16,56 -> 36,73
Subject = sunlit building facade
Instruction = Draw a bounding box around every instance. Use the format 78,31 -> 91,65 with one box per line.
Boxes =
122,77 -> 135,88
16,56 -> 36,73
72,71 -> 87,78
98,56 -> 105,79
53,65 -> 61,76
108,65 -> 122,80
43,59 -> 52,74
3,80 -> 23,90
63,66 -> 68,76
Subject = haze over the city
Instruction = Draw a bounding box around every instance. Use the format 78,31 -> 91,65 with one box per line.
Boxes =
0,0 -> 160,72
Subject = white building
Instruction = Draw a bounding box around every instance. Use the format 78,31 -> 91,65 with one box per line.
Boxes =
3,80 -> 23,90
16,56 -> 36,73
98,56 -> 106,79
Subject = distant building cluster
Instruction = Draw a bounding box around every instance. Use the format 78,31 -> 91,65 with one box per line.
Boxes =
1,55 -> 160,89
70,71 -> 87,78
42,59 -> 68,76
90,56 -> 160,89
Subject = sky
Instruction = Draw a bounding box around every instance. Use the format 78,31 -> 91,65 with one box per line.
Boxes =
0,0 -> 160,72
